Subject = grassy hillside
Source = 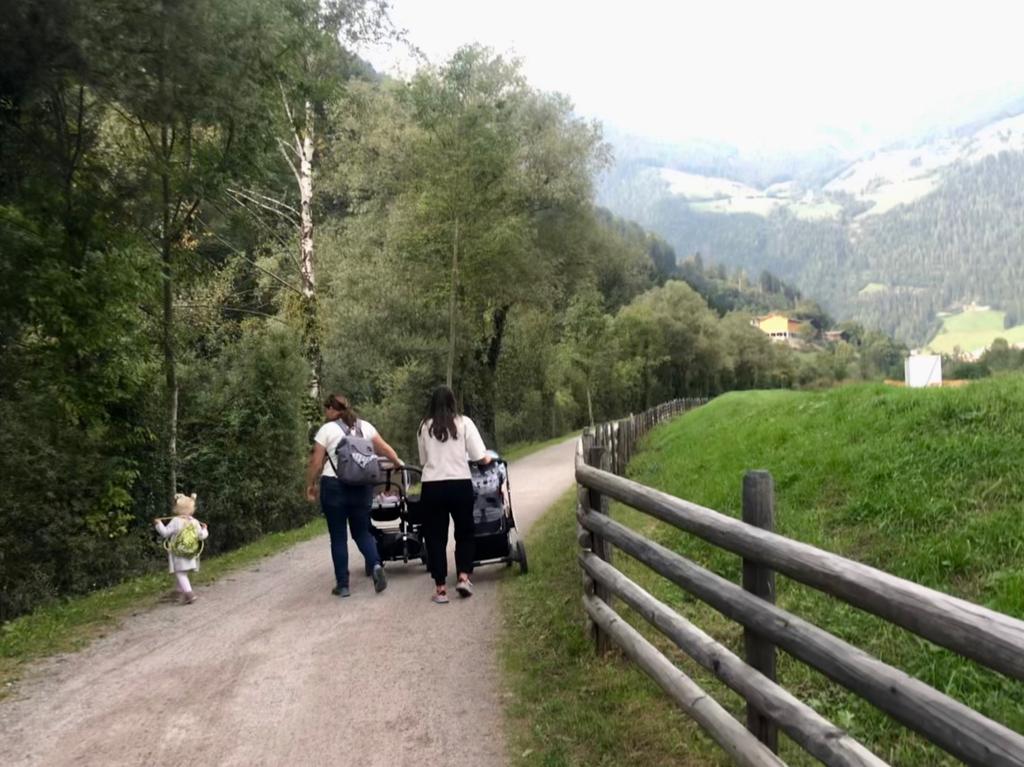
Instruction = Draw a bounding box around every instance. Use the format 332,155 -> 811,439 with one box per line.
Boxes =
503,379 -> 1024,766
927,307 -> 1024,356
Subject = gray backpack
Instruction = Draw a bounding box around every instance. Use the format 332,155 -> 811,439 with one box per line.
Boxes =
326,420 -> 383,486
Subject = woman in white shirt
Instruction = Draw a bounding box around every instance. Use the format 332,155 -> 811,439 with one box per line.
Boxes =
417,385 -> 491,604
305,393 -> 401,598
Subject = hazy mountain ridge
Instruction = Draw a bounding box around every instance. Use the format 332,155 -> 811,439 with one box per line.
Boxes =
597,105 -> 1024,345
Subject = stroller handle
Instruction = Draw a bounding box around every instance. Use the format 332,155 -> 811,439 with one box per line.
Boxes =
470,449 -> 506,468
379,459 -> 422,474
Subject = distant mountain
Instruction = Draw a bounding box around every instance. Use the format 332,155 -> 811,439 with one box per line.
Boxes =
598,107 -> 1024,345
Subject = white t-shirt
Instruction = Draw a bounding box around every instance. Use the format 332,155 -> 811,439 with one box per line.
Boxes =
418,416 -> 486,482
314,419 -> 379,479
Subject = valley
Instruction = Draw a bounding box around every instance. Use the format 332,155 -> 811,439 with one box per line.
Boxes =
599,108 -> 1024,349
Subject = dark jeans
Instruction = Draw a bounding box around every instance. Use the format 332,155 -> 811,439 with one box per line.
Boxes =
320,477 -> 379,588
421,479 -> 475,586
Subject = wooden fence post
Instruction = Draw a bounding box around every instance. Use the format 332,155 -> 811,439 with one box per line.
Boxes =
742,470 -> 778,753
577,481 -> 599,646
588,444 -> 614,654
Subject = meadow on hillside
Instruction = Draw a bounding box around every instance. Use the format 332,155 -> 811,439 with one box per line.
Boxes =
927,307 -> 1024,356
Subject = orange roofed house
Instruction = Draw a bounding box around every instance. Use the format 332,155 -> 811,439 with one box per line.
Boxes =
751,312 -> 807,343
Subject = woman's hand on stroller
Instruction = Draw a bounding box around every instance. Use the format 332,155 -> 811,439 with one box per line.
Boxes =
476,448 -> 500,468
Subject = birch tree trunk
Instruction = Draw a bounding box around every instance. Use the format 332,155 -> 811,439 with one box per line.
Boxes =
296,99 -> 321,400
298,101 -> 315,298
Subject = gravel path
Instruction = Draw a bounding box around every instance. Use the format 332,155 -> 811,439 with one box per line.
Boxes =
0,438 -> 578,767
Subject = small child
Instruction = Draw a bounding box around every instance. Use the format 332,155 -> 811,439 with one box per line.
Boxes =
154,493 -> 209,605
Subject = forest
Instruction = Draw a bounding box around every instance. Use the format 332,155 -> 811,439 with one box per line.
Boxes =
0,0 -> 895,620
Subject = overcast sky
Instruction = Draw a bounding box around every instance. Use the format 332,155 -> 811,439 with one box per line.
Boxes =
363,0 -> 1024,153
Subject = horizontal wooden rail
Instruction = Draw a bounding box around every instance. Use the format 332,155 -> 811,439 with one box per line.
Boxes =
582,594 -> 786,767
577,462 -> 1024,683
579,510 -> 1024,767
580,552 -> 887,767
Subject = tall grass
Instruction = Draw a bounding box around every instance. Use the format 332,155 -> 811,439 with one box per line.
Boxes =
503,378 -> 1024,765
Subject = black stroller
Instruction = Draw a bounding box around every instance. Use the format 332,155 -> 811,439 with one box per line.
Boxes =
369,462 -> 426,567
469,453 -> 527,574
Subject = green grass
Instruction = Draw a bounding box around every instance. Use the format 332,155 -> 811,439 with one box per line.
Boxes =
502,379 -> 1024,765
0,517 -> 326,696
501,489 -> 722,767
858,282 -> 888,295
501,430 -> 578,463
927,308 -> 1024,355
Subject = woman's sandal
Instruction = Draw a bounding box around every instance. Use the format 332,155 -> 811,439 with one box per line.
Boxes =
432,590 -> 449,604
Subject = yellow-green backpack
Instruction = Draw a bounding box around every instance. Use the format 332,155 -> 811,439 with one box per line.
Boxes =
167,520 -> 203,559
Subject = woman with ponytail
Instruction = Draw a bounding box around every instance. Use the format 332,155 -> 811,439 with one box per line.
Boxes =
417,385 -> 491,604
305,393 -> 401,598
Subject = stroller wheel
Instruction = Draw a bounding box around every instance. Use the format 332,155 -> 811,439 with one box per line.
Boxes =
516,540 -> 528,575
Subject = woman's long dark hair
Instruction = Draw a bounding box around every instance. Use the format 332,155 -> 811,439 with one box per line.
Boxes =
422,385 -> 459,442
324,392 -> 357,428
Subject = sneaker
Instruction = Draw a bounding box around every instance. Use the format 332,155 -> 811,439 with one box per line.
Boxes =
455,579 -> 474,598
181,591 -> 197,605
432,590 -> 449,605
372,564 -> 388,593
331,586 -> 351,598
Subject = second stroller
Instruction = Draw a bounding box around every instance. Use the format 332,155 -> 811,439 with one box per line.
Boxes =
369,462 -> 426,567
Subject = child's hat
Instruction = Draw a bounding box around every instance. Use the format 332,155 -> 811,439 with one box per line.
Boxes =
174,492 -> 197,515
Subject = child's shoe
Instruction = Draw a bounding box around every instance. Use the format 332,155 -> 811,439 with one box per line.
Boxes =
181,591 -> 197,605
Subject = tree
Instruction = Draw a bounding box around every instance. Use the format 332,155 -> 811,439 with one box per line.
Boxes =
91,0 -> 281,510
268,0 -> 394,400
339,45 -> 606,439
614,281 -> 723,406
559,285 -> 612,426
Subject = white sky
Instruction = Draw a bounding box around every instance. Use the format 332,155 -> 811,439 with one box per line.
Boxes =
364,0 -> 1024,153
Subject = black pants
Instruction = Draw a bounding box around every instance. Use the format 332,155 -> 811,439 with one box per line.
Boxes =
421,479 -> 475,586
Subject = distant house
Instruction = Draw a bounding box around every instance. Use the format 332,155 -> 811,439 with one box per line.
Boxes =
824,329 -> 850,343
751,312 -> 806,343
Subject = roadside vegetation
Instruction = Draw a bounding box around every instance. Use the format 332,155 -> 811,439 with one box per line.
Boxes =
502,377 -> 1024,765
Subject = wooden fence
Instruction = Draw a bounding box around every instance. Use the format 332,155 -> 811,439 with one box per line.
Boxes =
576,402 -> 1024,767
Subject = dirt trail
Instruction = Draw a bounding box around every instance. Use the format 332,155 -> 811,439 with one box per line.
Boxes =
0,438 -> 578,767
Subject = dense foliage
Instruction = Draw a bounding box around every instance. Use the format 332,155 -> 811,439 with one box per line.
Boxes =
0,1 -> 889,619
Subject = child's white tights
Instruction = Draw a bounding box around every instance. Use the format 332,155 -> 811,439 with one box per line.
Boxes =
174,571 -> 193,594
